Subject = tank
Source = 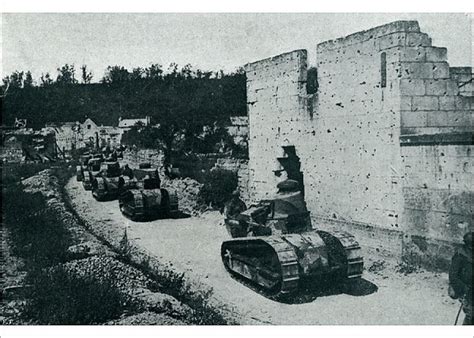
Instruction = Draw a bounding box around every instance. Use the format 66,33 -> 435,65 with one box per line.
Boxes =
91,161 -> 122,201
76,154 -> 91,181
118,165 -> 178,221
222,180 -> 364,296
82,157 -> 103,190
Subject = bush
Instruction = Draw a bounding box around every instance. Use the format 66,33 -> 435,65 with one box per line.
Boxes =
24,265 -> 140,324
198,169 -> 237,210
3,185 -> 71,269
149,266 -> 228,324
1,162 -> 52,187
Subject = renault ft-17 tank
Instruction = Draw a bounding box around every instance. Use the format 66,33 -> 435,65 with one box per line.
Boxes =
222,180 -> 364,296
76,154 -> 92,181
82,157 -> 104,190
118,165 -> 178,221
91,161 -> 122,201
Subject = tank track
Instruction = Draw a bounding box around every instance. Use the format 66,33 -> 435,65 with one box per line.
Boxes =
221,230 -> 363,296
317,230 -> 364,279
221,237 -> 300,296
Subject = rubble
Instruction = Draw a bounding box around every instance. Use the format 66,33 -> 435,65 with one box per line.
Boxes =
106,311 -> 184,325
22,169 -> 58,196
66,241 -> 116,259
161,177 -> 204,216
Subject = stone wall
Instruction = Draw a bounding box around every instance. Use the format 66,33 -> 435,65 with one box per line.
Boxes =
122,148 -> 164,170
400,144 -> 473,269
245,20 -> 474,269
245,50 -> 311,203
213,157 -> 250,202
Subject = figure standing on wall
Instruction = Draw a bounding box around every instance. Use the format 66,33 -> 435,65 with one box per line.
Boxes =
449,231 -> 473,325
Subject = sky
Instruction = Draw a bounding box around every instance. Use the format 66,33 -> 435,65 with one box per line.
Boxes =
1,13 -> 473,83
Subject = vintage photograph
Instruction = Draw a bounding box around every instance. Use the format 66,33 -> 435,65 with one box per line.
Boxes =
1,11 -> 473,329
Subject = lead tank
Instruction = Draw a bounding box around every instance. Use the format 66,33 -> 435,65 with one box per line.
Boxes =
222,180 -> 364,295
118,165 -> 178,221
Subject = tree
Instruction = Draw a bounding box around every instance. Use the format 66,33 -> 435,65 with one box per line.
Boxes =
166,63 -> 179,79
130,67 -> 144,81
24,71 -> 34,87
101,66 -> 130,84
40,73 -> 54,87
56,64 -> 78,84
3,71 -> 24,89
145,63 -> 163,80
2,62 -> 247,148
80,65 -> 93,84
181,64 -> 193,79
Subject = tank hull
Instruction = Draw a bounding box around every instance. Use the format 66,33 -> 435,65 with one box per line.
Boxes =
92,176 -> 121,201
221,230 -> 363,295
119,188 -> 179,221
82,170 -> 99,190
76,165 -> 84,181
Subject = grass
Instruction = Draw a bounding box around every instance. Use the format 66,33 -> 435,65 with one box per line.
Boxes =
2,161 -> 139,324
3,176 -> 72,270
134,259 -> 230,325
24,265 -> 141,324
3,160 -> 230,324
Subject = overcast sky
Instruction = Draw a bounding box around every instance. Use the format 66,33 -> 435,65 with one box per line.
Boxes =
1,13 -> 472,83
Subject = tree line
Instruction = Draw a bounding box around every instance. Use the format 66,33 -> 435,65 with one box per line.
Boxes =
2,63 -> 246,126
1,63 -> 247,161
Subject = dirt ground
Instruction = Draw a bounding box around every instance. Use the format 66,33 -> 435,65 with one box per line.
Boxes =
66,177 -> 463,325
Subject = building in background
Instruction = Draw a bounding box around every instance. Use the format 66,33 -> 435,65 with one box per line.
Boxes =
118,116 -> 151,131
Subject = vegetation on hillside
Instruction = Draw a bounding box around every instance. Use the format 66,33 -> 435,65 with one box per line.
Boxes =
2,63 -> 246,128
2,63 -> 248,164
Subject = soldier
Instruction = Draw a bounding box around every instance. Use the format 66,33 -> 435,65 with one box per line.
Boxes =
449,231 -> 473,325
223,190 -> 248,238
224,190 -> 247,220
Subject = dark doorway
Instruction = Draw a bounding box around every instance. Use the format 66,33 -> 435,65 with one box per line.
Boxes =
276,145 -> 304,196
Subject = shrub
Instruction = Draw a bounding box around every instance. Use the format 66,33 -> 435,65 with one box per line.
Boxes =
1,162 -> 52,186
3,185 -> 71,269
24,265 -> 140,324
118,229 -> 132,262
150,266 -> 228,325
198,169 -> 237,210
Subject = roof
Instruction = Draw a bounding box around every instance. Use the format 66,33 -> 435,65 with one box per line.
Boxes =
82,118 -> 98,127
229,116 -> 248,126
118,118 -> 149,128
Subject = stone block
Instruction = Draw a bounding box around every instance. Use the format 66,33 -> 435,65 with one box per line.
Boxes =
455,96 -> 471,110
406,33 -> 432,47
401,62 -> 432,79
379,32 -> 407,50
432,62 -> 450,79
400,96 -> 412,111
446,80 -> 460,95
400,79 -> 425,95
425,79 -> 448,96
438,96 -> 456,110
424,47 -> 448,62
412,96 -> 439,111
400,111 -> 428,127
399,47 -> 425,62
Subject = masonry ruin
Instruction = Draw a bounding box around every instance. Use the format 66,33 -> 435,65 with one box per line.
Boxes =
243,20 -> 474,270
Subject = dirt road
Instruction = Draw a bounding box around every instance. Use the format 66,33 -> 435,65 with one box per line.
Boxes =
66,178 -> 462,325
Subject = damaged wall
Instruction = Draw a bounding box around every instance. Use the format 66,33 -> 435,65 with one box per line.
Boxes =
244,20 -> 473,269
